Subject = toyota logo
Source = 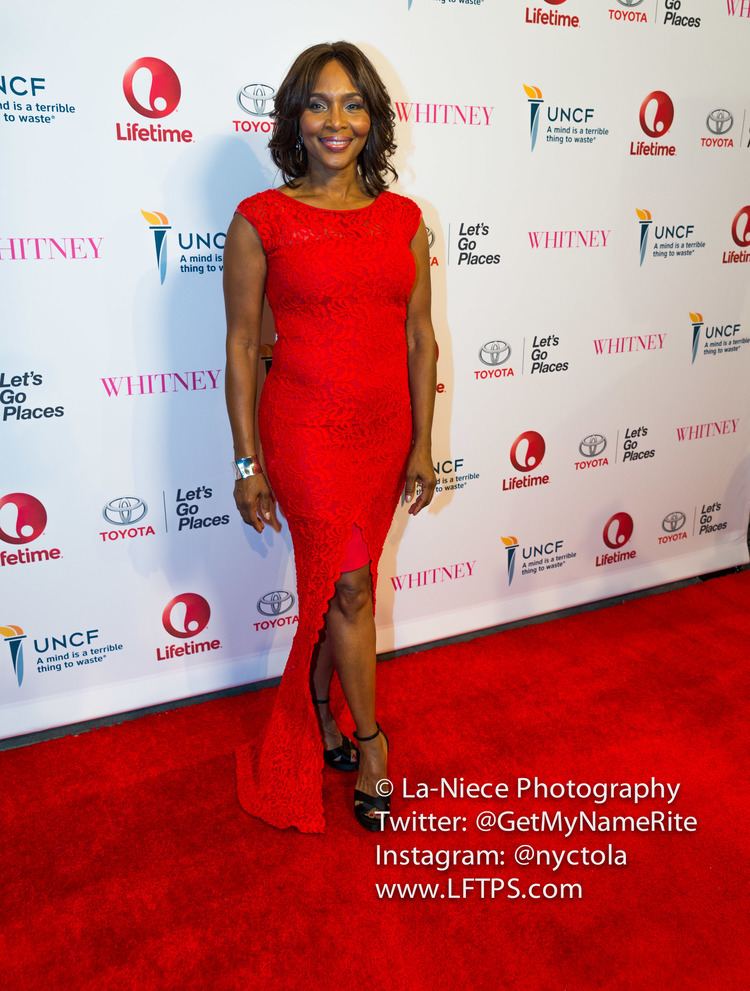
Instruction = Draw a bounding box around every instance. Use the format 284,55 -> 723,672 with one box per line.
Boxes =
103,496 -> 148,526
257,590 -> 295,616
479,340 -> 512,366
237,83 -> 276,117
662,511 -> 686,533
706,109 -> 733,135
579,434 -> 607,458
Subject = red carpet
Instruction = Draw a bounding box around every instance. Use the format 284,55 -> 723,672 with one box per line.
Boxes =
1,572 -> 748,990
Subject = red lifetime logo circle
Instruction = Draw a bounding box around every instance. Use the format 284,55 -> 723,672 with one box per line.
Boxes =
639,91 -> 674,139
510,431 -> 546,472
162,593 -> 211,639
603,512 -> 634,550
731,206 -> 750,247
0,492 -> 47,545
123,57 -> 181,119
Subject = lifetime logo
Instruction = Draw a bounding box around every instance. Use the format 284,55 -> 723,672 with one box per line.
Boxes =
156,592 -> 220,661
723,205 -> 750,264
524,0 -> 581,29
596,512 -> 637,567
502,431 -> 550,490
630,91 -> 676,157
0,492 -> 61,567
116,57 -> 193,144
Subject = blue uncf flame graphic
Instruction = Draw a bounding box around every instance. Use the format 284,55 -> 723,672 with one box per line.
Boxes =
501,537 -> 519,586
141,209 -> 171,284
2,625 -> 26,687
636,208 -> 652,266
689,312 -> 703,365
524,85 -> 544,152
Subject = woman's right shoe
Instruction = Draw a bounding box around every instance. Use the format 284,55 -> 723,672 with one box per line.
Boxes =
352,722 -> 390,832
313,696 -> 360,772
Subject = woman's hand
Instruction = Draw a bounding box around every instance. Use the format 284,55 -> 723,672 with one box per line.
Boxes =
404,445 -> 436,515
234,474 -> 282,533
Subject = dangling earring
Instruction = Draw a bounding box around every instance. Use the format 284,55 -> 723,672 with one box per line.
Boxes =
295,134 -> 304,155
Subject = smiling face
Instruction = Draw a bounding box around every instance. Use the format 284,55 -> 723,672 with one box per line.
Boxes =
298,58 -> 371,173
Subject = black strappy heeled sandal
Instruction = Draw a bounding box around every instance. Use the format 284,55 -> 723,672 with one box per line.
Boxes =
313,696 -> 360,772
353,722 -> 390,832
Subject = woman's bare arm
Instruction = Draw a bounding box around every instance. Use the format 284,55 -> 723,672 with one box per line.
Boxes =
403,216 -> 438,513
223,212 -> 282,532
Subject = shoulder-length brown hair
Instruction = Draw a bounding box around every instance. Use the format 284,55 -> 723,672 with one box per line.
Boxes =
269,41 -> 398,197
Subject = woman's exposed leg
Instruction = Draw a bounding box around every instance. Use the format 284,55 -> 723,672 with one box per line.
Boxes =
310,628 -> 344,751
326,562 -> 388,819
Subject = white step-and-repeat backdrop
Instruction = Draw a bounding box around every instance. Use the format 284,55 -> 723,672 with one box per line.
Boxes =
2,1 -> 749,739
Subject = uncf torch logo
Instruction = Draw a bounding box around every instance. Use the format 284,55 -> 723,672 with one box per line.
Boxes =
141,209 -> 171,283
510,431 -> 546,472
636,207 -> 652,266
524,84 -> 544,151
500,536 -> 519,585
123,57 -> 181,118
162,593 -> 211,639
0,493 -> 47,545
2,624 -> 26,687
689,312 -> 703,364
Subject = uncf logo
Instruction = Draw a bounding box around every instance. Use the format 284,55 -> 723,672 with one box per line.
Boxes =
162,593 -> 211,639
123,57 -> 181,118
1,624 -> 26,687
510,431 -> 546,472
0,493 -> 47,545
731,206 -> 750,248
603,512 -> 634,550
639,91 -> 674,139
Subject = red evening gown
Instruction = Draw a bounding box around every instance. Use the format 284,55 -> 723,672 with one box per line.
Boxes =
233,186 -> 422,833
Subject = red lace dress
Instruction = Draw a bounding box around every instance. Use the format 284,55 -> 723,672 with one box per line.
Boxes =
233,186 -> 422,833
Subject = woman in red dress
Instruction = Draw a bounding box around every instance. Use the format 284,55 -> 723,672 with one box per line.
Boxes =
223,41 -> 437,833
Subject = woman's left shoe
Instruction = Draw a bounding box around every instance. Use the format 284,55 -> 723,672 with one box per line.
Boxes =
353,723 -> 390,832
313,696 -> 360,772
